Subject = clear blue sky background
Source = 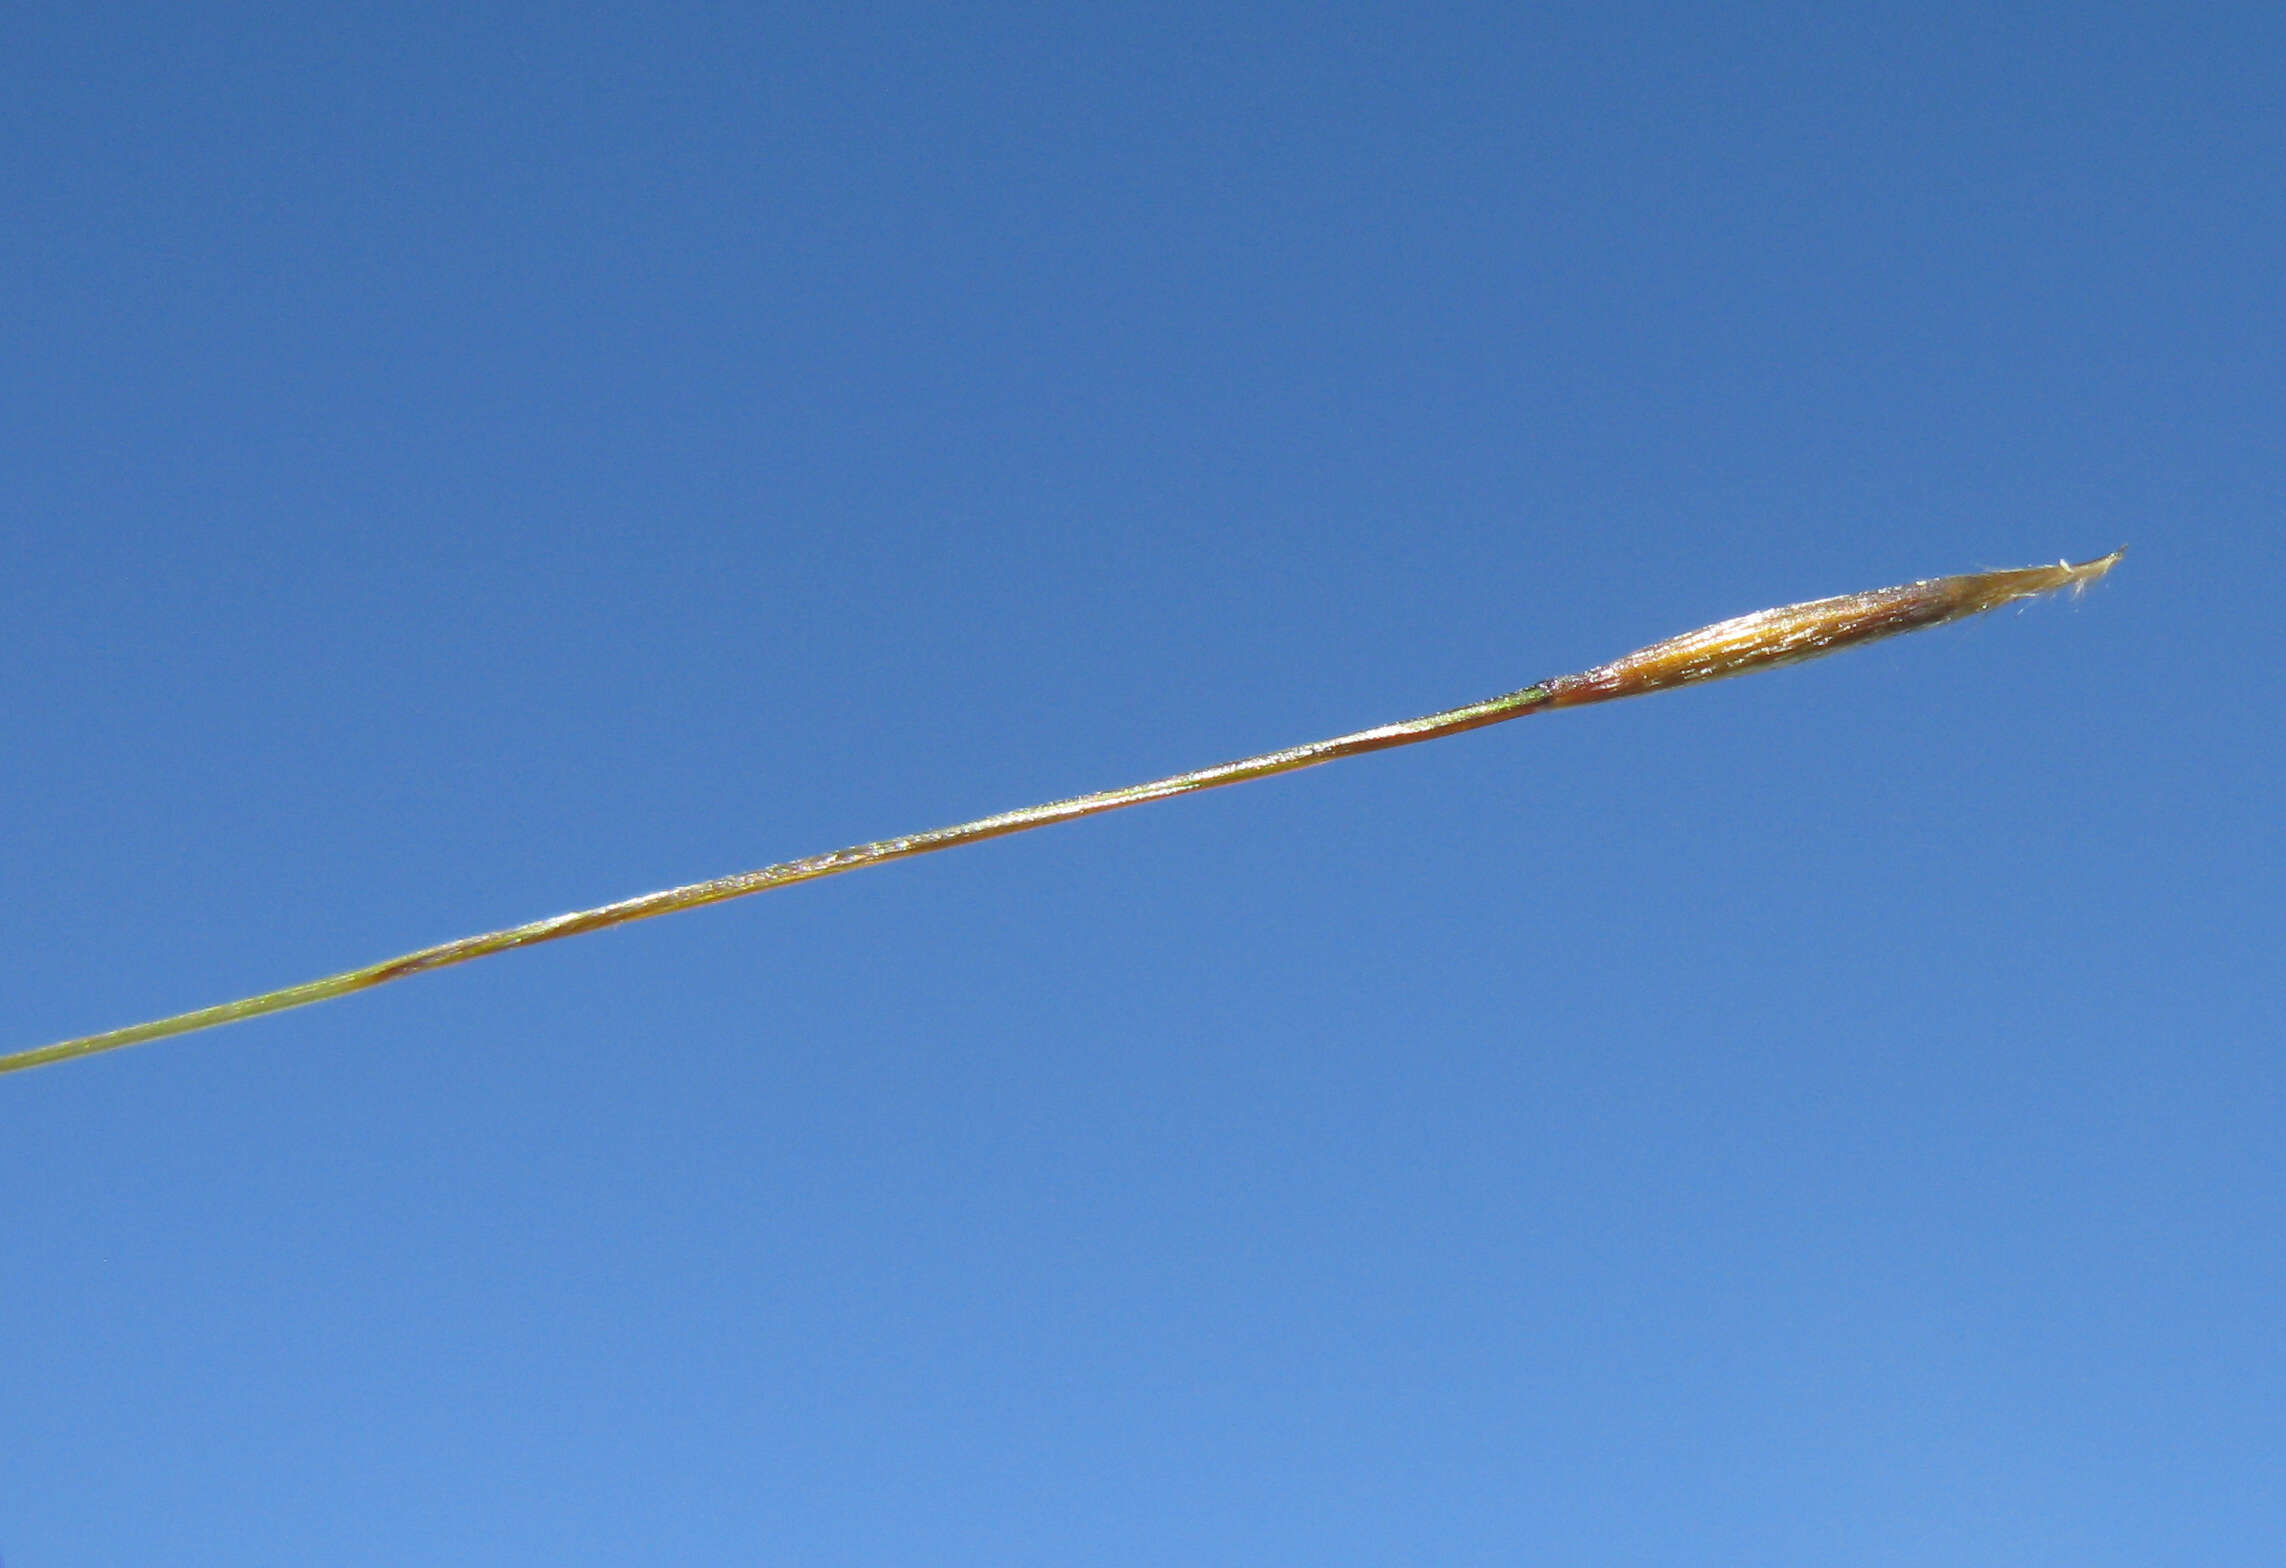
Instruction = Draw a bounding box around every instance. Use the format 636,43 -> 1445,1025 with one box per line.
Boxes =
3,4 -> 2277,1562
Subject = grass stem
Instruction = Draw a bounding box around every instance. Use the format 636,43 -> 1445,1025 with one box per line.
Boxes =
4,551 -> 2119,1078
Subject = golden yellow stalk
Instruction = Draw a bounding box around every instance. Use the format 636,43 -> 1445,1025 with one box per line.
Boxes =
4,551 -> 2119,1078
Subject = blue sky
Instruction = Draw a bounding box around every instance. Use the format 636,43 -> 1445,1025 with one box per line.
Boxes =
3,3 -> 2278,1562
